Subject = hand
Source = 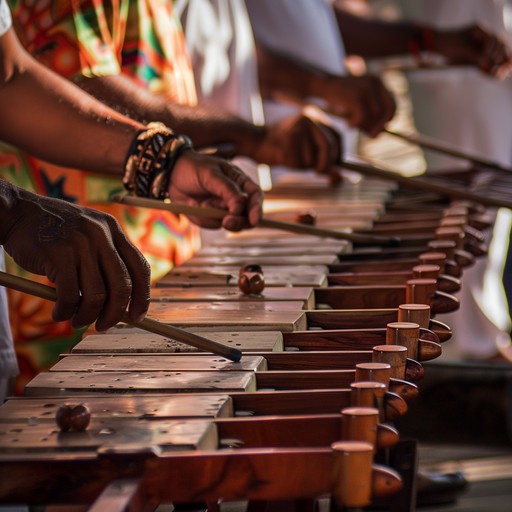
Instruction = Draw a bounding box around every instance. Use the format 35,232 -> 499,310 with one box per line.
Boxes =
434,24 -> 512,77
252,114 -> 343,183
320,75 -> 396,137
168,151 -> 263,231
2,190 -> 151,331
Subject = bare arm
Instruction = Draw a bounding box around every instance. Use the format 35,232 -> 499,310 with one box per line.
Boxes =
0,178 -> 151,331
0,28 -> 141,175
75,69 -> 341,173
256,43 -> 395,137
0,27 -> 263,231
332,6 -> 416,58
75,73 -> 266,155
332,3 -> 512,76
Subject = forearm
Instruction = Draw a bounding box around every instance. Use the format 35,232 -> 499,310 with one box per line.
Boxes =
0,30 -> 140,176
76,74 -> 265,156
256,42 -> 330,102
332,4 -> 420,57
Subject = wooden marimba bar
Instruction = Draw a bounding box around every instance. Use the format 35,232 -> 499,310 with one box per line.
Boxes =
0,174 -> 489,511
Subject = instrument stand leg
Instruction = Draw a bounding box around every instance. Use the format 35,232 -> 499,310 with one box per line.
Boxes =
383,439 -> 418,512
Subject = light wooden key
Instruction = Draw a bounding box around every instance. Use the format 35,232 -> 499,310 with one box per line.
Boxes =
106,305 -> 443,360
150,286 -> 316,309
26,370 -> 257,395
73,331 -> 284,354
0,418 -> 218,453
198,242 -> 350,257
52,354 -> 268,373
0,394 -> 234,422
142,308 -> 308,332
157,266 -> 328,288
209,236 -> 348,248
185,254 -> 340,266
148,301 -> 306,312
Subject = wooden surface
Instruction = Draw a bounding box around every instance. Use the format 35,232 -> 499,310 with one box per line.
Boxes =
157,266 -> 328,288
0,395 -> 234,421
0,170 -> 462,509
0,418 -> 218,453
315,284 -> 407,309
73,331 -> 284,353
209,236 -> 352,249
59,351 -> 376,372
26,368 -> 359,394
150,285 -> 316,309
148,300 -> 306,313
52,354 -> 268,373
144,308 -> 308,332
26,370 -> 258,395
181,254 -> 339,266
197,242 -> 350,257
0,448 -> 345,504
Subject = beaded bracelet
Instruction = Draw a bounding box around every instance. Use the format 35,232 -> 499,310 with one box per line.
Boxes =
123,122 -> 193,199
409,23 -> 436,64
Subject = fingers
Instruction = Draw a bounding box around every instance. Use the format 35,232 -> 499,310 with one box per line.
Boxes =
468,25 -> 512,76
107,220 -> 151,325
483,36 -> 512,76
361,77 -> 396,137
306,119 -> 344,185
169,152 -> 262,231
332,76 -> 395,137
72,247 -> 110,329
374,80 -> 397,133
65,221 -> 133,330
51,251 -> 81,324
51,217 -> 149,331
220,165 -> 259,231
237,170 -> 264,227
307,119 -> 341,175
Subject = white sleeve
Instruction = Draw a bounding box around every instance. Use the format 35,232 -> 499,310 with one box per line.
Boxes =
246,0 -> 346,76
0,0 -> 12,37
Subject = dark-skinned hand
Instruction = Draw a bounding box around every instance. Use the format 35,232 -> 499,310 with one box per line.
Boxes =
319,74 -> 396,137
168,151 -> 263,231
1,185 -> 150,331
251,113 -> 343,184
434,24 -> 512,77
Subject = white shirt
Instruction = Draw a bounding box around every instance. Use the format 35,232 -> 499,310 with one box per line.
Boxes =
391,0 -> 512,358
177,0 -> 262,123
0,0 -> 11,37
396,0 -> 512,169
0,0 -> 18,385
246,0 -> 357,154
0,250 -> 16,380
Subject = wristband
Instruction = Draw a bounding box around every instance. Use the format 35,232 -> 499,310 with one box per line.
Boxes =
123,122 -> 193,199
409,23 -> 437,63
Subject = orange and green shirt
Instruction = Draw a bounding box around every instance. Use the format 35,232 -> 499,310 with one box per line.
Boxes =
1,0 -> 199,392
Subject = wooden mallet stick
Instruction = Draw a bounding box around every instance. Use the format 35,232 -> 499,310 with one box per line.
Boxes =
384,128 -> 512,174
0,270 -> 242,362
112,195 -> 401,246
341,156 -> 512,209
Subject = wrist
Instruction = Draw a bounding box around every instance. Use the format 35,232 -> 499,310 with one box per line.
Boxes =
409,23 -> 438,59
238,124 -> 268,159
0,179 -> 23,244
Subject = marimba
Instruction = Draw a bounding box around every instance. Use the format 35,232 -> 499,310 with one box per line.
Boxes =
0,173 -> 488,511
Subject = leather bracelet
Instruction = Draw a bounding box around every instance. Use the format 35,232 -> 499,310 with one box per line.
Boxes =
123,122 -> 193,199
150,134 -> 193,200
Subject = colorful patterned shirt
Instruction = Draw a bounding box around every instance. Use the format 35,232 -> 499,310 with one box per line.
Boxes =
1,0 -> 199,391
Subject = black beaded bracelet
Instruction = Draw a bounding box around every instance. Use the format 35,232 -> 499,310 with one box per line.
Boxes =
123,122 -> 193,199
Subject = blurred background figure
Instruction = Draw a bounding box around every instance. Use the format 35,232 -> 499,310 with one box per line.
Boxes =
367,0 -> 512,362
